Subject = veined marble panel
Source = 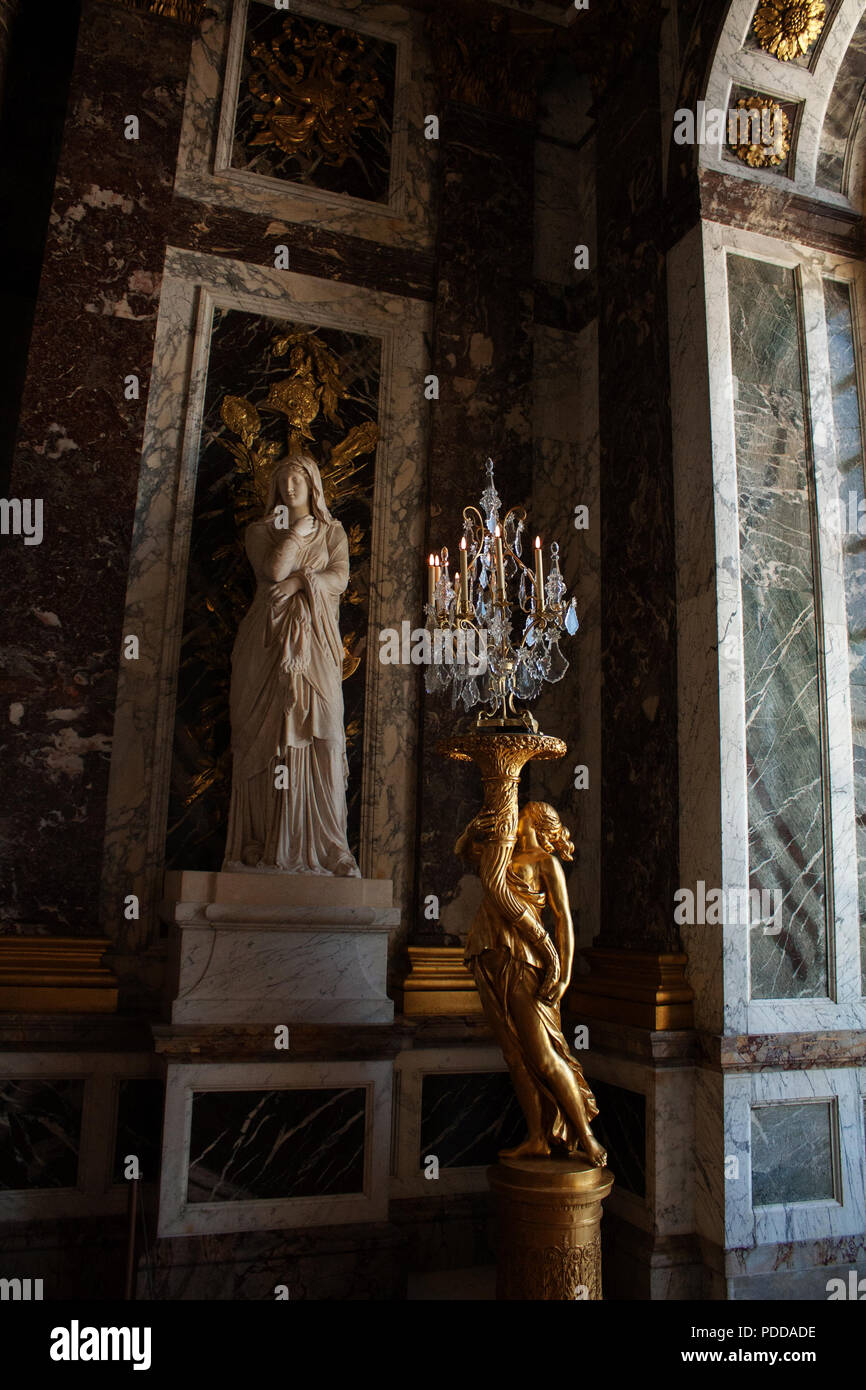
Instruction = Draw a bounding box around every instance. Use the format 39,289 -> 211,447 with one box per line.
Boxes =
821,274 -> 866,992
392,1048 -> 513,1198
529,322 -> 600,956
175,0 -> 436,251
101,249 -> 430,969
157,1059 -> 392,1235
187,1085 -> 366,1202
724,1065 -> 866,1248
0,1052 -> 154,1222
727,251 -> 829,1002
694,221 -> 866,1035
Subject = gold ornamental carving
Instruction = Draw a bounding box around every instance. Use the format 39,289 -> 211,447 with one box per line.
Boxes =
218,329 -> 377,693
112,0 -> 210,23
729,96 -> 790,167
441,731 -> 606,1166
753,0 -> 826,61
489,1158 -> 613,1301
245,17 -> 385,170
427,3 -> 555,122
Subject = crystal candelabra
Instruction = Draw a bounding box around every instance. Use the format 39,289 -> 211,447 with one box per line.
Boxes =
424,458 -> 580,731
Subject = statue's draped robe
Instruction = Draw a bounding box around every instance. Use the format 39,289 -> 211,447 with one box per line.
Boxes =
223,514 -> 360,876
465,853 -> 597,1147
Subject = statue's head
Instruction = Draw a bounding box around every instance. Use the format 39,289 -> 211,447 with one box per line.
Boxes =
518,801 -> 574,862
266,449 -> 334,524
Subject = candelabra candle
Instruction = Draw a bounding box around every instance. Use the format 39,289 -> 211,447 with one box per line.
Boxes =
427,553 -> 435,610
534,535 -> 544,614
494,525 -> 506,599
459,536 -> 469,615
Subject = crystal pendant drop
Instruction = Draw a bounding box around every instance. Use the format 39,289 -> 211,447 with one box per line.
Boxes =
547,636 -> 569,682
518,571 -> 527,609
461,677 -> 479,711
565,599 -> 579,636
514,658 -> 534,700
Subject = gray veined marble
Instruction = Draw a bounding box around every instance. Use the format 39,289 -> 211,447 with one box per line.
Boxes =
728,253 -> 829,999
823,276 -> 866,993
750,1100 -> 835,1206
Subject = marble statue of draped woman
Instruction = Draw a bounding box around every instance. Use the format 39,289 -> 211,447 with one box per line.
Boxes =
223,451 -> 360,877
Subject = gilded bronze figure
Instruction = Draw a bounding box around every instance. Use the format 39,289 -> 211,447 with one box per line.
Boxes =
442,732 -> 606,1167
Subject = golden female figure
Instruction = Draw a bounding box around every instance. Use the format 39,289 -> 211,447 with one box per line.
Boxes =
457,801 -> 606,1166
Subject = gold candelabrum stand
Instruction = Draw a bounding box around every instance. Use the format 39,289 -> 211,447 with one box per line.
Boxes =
438,730 -> 614,1301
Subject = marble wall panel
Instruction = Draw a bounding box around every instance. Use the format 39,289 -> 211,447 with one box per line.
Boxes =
175,0 -> 437,252
419,1072 -> 523,1170
529,322 -> 600,956
586,1078 -> 646,1200
595,46 -> 680,952
112,1077 -> 165,1185
0,1078 -> 84,1190
187,1085 -> 366,1202
822,275 -> 866,992
0,1051 -> 154,1222
417,100 -> 537,940
727,253 -> 829,1000
100,250 -> 430,981
157,1058 -> 392,1235
816,8 -> 866,191
750,1099 -> 835,1205
724,1064 -> 866,1250
0,0 -> 191,936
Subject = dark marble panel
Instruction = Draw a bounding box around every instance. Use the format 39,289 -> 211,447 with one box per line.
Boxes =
0,1078 -> 84,1189
587,1077 -> 646,1199
595,46 -> 680,952
419,1071 -> 524,1168
823,277 -> 866,995
416,102 -> 537,936
728,254 -> 828,1000
138,1220 -> 406,1300
232,4 -> 395,204
0,0 -> 191,935
187,1086 -> 366,1203
751,1100 -> 835,1205
166,309 -> 379,870
171,201 -> 436,301
112,1077 -> 165,1185
816,9 -> 866,190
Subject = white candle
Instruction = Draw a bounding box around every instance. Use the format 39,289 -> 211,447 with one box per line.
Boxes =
534,535 -> 544,612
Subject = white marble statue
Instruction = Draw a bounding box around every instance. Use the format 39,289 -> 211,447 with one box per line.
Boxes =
223,450 -> 360,877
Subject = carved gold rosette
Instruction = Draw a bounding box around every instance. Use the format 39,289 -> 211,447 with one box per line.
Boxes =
729,96 -> 790,168
490,1156 -> 614,1301
753,0 -> 826,62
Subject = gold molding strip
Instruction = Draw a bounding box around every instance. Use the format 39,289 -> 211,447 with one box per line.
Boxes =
402,945 -> 483,1016
109,1 -> 209,25
0,938 -> 118,1014
570,948 -> 694,1031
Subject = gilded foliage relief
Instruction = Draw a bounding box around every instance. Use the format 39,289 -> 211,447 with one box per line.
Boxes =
165,307 -> 381,871
231,5 -> 396,204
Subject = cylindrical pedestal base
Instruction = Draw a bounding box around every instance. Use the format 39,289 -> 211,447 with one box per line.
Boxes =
489,1156 -> 614,1300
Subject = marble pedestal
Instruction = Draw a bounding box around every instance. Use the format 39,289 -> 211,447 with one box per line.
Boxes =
489,1156 -> 614,1300
161,871 -> 399,1026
